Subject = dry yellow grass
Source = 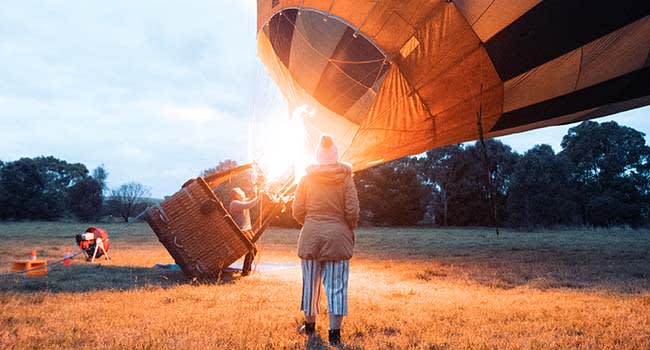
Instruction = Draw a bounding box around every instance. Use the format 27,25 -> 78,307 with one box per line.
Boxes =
1,222 -> 649,349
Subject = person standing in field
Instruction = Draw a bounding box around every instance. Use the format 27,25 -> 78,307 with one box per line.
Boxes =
229,186 -> 259,276
293,134 -> 360,347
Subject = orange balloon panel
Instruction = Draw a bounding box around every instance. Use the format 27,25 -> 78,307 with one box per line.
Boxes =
257,0 -> 650,170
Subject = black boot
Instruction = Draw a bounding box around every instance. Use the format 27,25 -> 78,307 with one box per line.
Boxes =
328,329 -> 341,347
299,321 -> 316,336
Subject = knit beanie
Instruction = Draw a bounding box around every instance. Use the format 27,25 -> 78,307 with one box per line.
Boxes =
316,134 -> 338,165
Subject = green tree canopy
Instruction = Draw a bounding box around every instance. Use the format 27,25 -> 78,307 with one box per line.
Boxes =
0,157 -> 88,220
443,140 -> 519,226
561,121 -> 650,226
419,145 -> 465,226
508,145 -> 579,228
68,177 -> 103,222
354,158 -> 426,226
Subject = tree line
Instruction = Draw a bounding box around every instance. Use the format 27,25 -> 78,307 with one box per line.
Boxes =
356,121 -> 650,228
2,120 -> 648,228
207,121 -> 649,229
0,157 -> 151,222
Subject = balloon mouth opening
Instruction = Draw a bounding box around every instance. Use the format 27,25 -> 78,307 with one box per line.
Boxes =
262,7 -> 391,120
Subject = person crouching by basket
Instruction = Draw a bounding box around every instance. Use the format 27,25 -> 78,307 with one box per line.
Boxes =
292,134 -> 360,348
229,187 -> 260,276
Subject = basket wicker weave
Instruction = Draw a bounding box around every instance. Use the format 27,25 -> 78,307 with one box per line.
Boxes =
145,177 -> 254,279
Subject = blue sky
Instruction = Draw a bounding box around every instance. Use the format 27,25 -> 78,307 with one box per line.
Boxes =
1,1 -> 648,198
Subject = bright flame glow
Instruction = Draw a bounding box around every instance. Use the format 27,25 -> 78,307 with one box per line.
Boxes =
252,105 -> 313,184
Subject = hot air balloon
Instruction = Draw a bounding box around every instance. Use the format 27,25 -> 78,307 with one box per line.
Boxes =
257,0 -> 650,171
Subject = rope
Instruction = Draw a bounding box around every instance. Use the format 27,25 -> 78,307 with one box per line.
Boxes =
0,207 -> 151,278
124,208 -> 148,229
252,233 -> 262,274
252,192 -> 263,275
475,84 -> 500,236
0,250 -> 85,279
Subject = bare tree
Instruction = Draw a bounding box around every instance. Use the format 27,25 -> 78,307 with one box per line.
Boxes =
109,182 -> 150,222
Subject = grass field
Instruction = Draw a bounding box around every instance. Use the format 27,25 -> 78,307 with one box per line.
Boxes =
1,222 -> 649,349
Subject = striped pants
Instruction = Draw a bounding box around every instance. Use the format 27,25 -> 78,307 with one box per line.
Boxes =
301,259 -> 350,317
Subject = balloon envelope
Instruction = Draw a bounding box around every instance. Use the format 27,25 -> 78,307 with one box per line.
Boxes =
257,0 -> 650,170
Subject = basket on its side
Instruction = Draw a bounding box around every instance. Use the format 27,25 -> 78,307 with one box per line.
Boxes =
145,176 -> 254,279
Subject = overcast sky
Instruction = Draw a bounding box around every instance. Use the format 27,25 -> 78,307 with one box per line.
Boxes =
1,1 -> 648,198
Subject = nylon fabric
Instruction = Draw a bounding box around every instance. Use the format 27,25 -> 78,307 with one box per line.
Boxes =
579,96 -> 650,123
576,17 -> 650,90
400,1 -> 480,89
484,0 -> 650,81
492,67 -> 650,132
433,84 -> 503,146
290,9 -> 348,93
342,65 -> 433,169
504,17 -> 650,113
265,8 -> 390,119
504,48 -> 581,113
472,0 -> 542,42
258,0 -> 650,173
488,107 -> 597,138
352,0 -> 436,55
452,0 -> 494,26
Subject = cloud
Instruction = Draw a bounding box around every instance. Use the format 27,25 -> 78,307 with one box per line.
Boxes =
0,0 -> 648,198
0,0 -> 259,197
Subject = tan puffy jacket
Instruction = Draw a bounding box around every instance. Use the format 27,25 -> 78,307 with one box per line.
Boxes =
293,162 -> 360,261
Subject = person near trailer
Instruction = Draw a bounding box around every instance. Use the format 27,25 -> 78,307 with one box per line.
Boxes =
293,134 -> 360,347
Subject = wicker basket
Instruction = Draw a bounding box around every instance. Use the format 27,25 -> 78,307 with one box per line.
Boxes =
145,177 -> 254,279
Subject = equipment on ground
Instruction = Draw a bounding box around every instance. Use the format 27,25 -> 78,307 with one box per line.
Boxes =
11,259 -> 48,277
76,227 -> 111,262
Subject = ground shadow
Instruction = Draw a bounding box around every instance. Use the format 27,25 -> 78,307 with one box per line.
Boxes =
353,228 -> 650,293
0,264 -> 244,294
396,246 -> 650,293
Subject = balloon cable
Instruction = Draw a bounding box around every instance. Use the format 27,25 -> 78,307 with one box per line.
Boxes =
476,83 -> 500,235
